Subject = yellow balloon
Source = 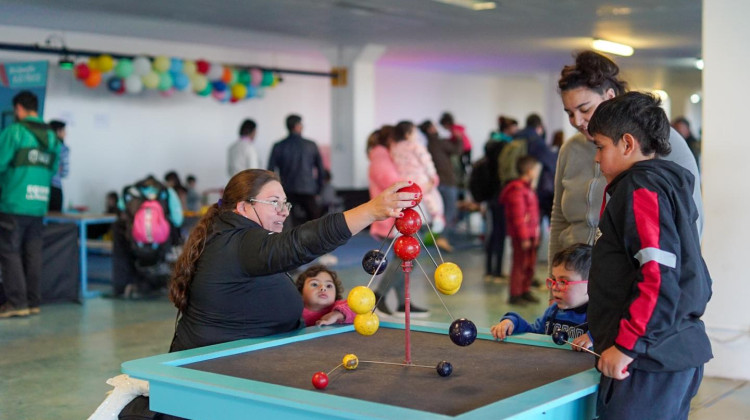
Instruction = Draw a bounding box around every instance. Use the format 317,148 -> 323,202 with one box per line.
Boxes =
342,354 -> 359,370
347,286 -> 375,314
231,83 -> 247,100
183,60 -> 197,76
191,74 -> 208,92
153,55 -> 171,73
97,54 -> 115,72
141,71 -> 160,89
354,313 -> 379,336
435,262 -> 463,295
87,56 -> 100,71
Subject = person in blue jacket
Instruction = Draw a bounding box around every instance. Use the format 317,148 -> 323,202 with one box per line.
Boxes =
491,243 -> 593,352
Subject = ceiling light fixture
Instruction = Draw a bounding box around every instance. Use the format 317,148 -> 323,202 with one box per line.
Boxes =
433,0 -> 496,11
695,58 -> 704,70
592,39 -> 634,57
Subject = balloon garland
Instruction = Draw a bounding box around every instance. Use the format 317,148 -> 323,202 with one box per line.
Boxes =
71,54 -> 278,103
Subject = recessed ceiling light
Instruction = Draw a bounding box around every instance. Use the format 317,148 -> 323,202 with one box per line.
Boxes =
695,58 -> 704,70
690,93 -> 701,104
433,0 -> 496,11
592,39 -> 634,57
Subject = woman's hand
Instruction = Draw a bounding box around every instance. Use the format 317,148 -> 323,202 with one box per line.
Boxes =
344,181 -> 421,235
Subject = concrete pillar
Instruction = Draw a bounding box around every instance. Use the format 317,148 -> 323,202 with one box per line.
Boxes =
702,0 -> 750,380
322,44 -> 386,189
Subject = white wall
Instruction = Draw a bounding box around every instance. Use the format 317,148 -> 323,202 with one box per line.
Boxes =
374,65 -> 548,157
701,0 -> 750,380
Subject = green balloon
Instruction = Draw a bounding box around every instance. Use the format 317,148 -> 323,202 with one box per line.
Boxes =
114,59 -> 133,78
158,72 -> 173,91
261,70 -> 274,87
237,70 -> 251,85
423,232 -> 436,246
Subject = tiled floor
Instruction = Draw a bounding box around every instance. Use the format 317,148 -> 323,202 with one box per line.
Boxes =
0,232 -> 746,419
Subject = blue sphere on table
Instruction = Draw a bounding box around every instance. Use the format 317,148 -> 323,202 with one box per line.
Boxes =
436,360 -> 453,377
362,249 -> 388,275
449,318 -> 477,346
552,329 -> 569,346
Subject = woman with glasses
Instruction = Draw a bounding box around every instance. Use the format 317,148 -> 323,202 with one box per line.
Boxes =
168,169 -> 419,352
490,244 -> 593,352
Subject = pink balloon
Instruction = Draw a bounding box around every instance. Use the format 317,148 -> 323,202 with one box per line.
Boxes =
250,68 -> 263,86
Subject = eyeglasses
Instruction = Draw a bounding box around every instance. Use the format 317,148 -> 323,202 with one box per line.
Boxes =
546,278 -> 588,291
248,198 -> 292,213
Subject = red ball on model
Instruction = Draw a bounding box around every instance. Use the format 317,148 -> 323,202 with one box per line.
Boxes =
394,208 -> 422,235
312,371 -> 329,389
394,235 -> 421,261
397,183 -> 423,208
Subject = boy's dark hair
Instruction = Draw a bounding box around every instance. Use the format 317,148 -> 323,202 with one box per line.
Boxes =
13,90 -> 38,112
525,113 -> 542,128
499,116 -> 518,132
186,175 -> 196,184
439,112 -> 454,126
286,114 -> 302,132
588,91 -> 672,157
552,243 -> 592,279
516,155 -> 538,176
295,264 -> 344,301
49,120 -> 66,131
239,119 -> 256,136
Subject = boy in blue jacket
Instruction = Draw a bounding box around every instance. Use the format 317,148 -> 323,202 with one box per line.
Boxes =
586,92 -> 712,420
491,243 -> 593,352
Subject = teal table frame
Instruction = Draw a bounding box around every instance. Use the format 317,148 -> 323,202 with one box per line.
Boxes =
123,322 -> 599,420
44,212 -> 116,300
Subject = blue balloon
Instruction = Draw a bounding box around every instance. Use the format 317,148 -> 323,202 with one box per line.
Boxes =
169,58 -> 183,74
212,80 -> 227,92
107,77 -> 123,92
172,73 -> 190,91
246,85 -> 257,98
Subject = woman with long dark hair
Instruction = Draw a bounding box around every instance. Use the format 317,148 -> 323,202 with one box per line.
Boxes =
168,169 -> 417,351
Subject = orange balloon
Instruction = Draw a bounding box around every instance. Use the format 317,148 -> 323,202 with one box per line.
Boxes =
84,70 -> 102,88
221,67 -> 232,83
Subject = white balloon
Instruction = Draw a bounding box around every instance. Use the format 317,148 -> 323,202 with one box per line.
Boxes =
206,62 -> 224,80
124,74 -> 143,94
132,56 -> 152,76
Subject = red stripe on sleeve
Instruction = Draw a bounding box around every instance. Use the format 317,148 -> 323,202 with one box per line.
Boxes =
616,188 -> 661,350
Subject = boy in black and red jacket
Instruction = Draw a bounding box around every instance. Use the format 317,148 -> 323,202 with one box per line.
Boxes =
586,91 -> 712,420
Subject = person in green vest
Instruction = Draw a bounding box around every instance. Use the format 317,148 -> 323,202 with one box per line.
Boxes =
0,90 -> 60,318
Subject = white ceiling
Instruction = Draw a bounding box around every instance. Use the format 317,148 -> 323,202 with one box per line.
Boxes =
0,0 -> 702,74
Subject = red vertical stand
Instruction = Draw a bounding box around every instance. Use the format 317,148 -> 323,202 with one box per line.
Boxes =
402,260 -> 413,365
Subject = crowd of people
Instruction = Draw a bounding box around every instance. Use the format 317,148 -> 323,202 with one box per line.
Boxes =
1,49 -> 711,420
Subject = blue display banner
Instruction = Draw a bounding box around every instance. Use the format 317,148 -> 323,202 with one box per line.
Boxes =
0,61 -> 49,127
0,61 -> 48,88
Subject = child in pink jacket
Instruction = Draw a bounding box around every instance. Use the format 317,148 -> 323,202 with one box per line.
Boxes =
296,265 -> 355,326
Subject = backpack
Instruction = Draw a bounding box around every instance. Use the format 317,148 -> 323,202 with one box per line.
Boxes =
121,177 -> 172,266
498,139 -> 528,187
468,140 -> 505,202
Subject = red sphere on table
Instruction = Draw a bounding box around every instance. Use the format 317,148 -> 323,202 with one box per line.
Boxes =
394,235 -> 421,261
312,371 -> 329,389
394,208 -> 422,235
397,183 -> 423,208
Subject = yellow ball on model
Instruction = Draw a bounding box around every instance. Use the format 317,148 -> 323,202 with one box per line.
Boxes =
353,312 -> 379,336
347,286 -> 376,314
342,354 -> 359,370
435,262 -> 463,295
